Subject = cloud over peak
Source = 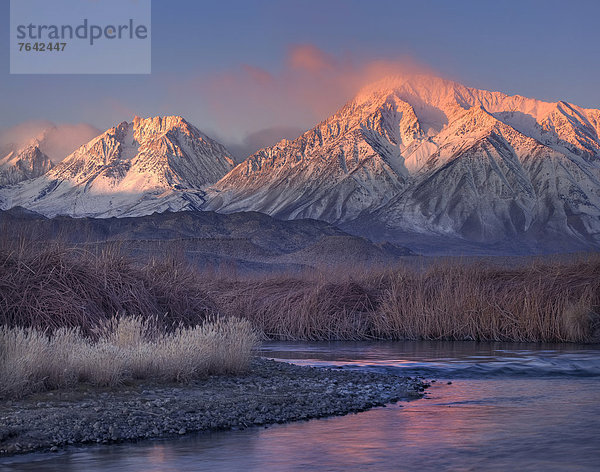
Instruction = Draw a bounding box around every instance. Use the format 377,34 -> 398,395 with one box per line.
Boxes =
0,121 -> 101,163
193,44 -> 435,141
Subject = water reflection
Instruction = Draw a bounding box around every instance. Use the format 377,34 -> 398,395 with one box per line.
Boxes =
1,341 -> 599,471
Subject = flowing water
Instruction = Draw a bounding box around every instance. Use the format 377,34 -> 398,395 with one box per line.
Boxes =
2,341 -> 599,471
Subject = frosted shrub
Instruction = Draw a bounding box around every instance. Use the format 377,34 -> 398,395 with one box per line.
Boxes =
0,316 -> 259,399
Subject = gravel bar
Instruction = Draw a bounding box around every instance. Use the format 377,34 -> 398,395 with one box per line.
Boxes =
0,357 -> 428,456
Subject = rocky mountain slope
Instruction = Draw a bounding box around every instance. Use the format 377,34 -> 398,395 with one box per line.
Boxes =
206,75 -> 600,249
0,141 -> 53,186
0,116 -> 234,217
1,75 -> 599,253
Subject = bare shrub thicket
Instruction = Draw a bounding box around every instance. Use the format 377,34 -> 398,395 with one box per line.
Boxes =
0,241 -> 216,334
204,257 -> 600,343
1,238 -> 598,345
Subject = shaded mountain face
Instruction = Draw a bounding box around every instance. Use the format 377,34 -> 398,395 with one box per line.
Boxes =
0,116 -> 234,217
206,75 -> 600,249
0,142 -> 53,186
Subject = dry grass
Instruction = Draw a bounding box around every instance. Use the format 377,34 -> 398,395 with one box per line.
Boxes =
0,316 -> 259,399
204,256 -> 600,343
1,238 -> 599,345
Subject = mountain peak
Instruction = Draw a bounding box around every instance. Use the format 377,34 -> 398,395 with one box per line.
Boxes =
352,74 -> 561,120
135,115 -> 189,130
206,75 -> 600,248
0,116 -> 235,218
0,142 -> 53,186
354,74 -> 453,101
2,78 -> 600,251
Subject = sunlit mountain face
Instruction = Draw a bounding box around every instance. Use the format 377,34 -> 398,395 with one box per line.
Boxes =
0,116 -> 234,218
0,141 -> 53,186
205,74 -> 600,249
1,74 -> 599,251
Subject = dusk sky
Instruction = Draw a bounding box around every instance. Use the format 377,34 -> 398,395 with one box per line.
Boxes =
2,0 -> 600,158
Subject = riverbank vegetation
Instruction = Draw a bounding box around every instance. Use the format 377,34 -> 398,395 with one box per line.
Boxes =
0,315 -> 258,399
207,258 -> 599,343
0,241 -> 598,349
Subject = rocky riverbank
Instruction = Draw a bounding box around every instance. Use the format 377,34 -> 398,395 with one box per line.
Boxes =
0,358 -> 427,456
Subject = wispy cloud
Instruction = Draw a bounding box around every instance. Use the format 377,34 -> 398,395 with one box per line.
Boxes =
185,44 -> 435,141
0,121 -> 101,163
1,45 -> 435,163
221,126 -> 306,162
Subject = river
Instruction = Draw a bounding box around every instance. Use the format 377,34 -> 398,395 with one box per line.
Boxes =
1,341 -> 599,471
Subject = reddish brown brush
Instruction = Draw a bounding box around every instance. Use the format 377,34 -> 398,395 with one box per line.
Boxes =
0,240 -> 216,335
203,257 -> 600,342
1,236 -> 598,343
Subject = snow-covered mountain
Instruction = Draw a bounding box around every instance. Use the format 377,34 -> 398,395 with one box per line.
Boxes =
205,75 -> 600,249
0,116 -> 234,217
2,76 -> 599,251
203,84 -> 415,222
0,141 -> 53,186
